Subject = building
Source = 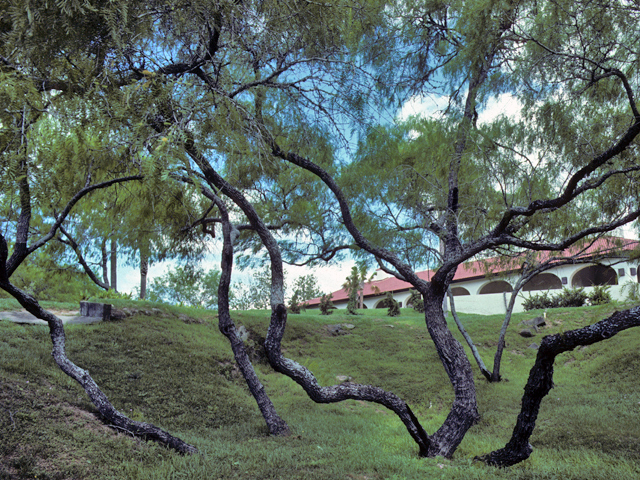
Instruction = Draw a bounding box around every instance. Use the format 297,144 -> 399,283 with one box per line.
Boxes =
307,237 -> 640,315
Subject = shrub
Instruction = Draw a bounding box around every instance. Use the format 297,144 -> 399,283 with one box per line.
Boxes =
319,293 -> 336,315
407,290 -> 425,313
522,287 -> 588,311
556,287 -> 588,308
622,281 -> 640,302
588,285 -> 612,305
385,292 -> 400,317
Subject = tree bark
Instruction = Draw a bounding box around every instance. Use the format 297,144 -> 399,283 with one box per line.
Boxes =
185,150 -> 433,455
478,306 -> 640,467
110,238 -> 117,292
140,252 -> 149,300
422,289 -> 480,457
209,191 -> 290,436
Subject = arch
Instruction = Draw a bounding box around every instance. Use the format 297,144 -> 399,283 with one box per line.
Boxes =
522,273 -> 563,292
478,280 -> 513,295
374,298 -> 392,309
451,287 -> 470,296
571,265 -> 618,287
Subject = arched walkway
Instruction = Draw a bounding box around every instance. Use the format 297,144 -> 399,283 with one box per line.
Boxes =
451,287 -> 470,296
522,273 -> 563,291
478,280 -> 513,295
571,265 -> 618,287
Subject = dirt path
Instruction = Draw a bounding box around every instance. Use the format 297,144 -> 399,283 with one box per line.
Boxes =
0,310 -> 102,325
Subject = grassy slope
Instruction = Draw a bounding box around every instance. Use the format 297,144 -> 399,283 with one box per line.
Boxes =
1,300 -> 639,479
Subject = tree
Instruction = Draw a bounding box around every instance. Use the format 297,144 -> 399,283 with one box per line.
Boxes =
290,274 -> 322,304
319,293 -> 336,315
147,264 -> 221,309
5,0 -> 640,467
343,263 -> 376,314
343,266 -> 361,315
0,0 -> 197,454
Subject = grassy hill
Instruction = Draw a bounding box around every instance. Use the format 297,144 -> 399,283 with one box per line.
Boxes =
1,300 -> 639,479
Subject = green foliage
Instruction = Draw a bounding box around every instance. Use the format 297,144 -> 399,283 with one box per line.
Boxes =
147,264 -> 220,309
522,287 -> 589,311
622,282 -> 640,302
230,267 -> 282,310
319,293 -> 336,315
407,290 -> 425,313
4,250 -> 103,302
343,266 -> 360,315
588,285 -> 612,306
385,291 -> 400,317
290,274 -> 322,303
288,291 -> 304,314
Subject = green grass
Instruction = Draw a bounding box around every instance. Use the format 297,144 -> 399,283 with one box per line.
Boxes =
1,302 -> 639,479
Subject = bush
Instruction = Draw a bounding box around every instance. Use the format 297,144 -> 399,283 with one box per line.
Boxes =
556,287 -> 588,308
522,287 -> 588,311
385,292 -> 400,317
622,282 -> 640,302
588,285 -> 612,305
522,291 -> 554,311
319,293 -> 336,315
407,290 -> 425,313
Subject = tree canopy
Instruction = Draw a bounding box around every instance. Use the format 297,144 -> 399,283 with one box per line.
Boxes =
2,0 -> 640,466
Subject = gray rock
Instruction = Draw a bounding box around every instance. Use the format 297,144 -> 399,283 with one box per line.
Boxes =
520,316 -> 546,331
336,375 -> 352,383
327,324 -> 348,336
519,328 -> 535,338
110,308 -> 127,321
528,343 -> 540,350
341,323 -> 356,330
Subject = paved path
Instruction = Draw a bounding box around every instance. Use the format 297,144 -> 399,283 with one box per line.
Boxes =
0,311 -> 103,325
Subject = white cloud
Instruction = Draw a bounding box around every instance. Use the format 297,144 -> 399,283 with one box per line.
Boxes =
397,94 -> 450,121
479,93 -> 523,125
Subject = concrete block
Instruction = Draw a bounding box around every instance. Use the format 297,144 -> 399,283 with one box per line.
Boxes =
80,302 -> 112,321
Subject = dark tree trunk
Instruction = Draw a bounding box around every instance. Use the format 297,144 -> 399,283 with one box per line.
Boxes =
478,306 -> 640,467
491,285 -> 521,382
101,238 -> 110,288
423,290 -> 480,457
110,238 -> 117,292
185,149 -> 432,455
207,190 -> 290,435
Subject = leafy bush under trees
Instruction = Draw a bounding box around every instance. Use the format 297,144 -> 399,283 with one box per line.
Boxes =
522,286 -> 612,311
384,292 -> 400,317
319,293 -> 336,315
407,290 -> 425,313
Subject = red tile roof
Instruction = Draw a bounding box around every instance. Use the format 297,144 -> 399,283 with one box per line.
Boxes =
306,236 -> 638,305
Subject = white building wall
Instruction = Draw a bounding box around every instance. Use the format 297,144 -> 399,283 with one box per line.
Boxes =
350,259 -> 639,316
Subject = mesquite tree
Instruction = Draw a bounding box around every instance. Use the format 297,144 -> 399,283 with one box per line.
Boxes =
5,0 -> 640,467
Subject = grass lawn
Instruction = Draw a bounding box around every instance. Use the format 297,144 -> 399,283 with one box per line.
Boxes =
1,300 -> 639,479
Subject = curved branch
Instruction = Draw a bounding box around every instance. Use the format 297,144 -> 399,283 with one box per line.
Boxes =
6,174 -> 143,277
58,225 -> 110,290
479,305 -> 640,467
210,192 -> 290,436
